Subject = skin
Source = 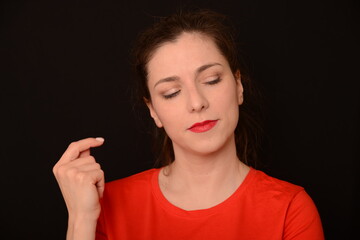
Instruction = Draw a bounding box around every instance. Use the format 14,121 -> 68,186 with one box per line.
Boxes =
146,32 -> 250,210
53,32 -> 249,240
53,137 -> 105,240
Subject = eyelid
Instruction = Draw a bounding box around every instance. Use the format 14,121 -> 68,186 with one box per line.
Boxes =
161,75 -> 221,99
163,89 -> 180,99
205,77 -> 221,85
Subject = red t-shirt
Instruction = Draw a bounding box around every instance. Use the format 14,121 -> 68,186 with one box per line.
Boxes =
96,168 -> 324,240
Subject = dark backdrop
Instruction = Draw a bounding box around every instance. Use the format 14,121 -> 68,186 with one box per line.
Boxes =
1,0 -> 358,239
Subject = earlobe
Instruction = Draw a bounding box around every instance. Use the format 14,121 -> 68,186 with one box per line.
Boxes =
145,99 -> 163,128
235,70 -> 244,105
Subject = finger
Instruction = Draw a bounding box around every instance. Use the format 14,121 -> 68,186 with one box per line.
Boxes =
68,155 -> 96,165
59,137 -> 104,163
96,172 -> 105,198
53,156 -> 96,180
68,159 -> 101,172
83,169 -> 105,197
79,149 -> 90,158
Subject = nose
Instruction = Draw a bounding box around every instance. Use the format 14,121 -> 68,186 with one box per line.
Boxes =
187,86 -> 209,112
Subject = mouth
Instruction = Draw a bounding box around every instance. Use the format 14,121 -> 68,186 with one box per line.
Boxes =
188,120 -> 218,133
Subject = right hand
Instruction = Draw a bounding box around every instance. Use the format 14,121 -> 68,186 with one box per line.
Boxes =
53,137 -> 105,220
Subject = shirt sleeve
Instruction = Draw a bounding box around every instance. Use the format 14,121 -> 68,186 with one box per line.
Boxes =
283,190 -> 324,240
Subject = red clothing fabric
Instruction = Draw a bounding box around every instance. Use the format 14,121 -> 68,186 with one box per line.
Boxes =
96,168 -> 324,240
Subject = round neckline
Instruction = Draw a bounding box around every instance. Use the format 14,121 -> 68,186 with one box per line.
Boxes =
151,167 -> 256,218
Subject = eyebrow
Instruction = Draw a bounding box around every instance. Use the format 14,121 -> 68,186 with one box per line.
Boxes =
153,76 -> 180,89
153,63 -> 222,89
196,63 -> 222,75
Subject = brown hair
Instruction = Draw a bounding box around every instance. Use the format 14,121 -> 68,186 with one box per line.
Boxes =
132,9 -> 263,168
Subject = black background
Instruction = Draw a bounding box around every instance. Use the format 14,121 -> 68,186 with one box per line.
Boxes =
1,0 -> 358,239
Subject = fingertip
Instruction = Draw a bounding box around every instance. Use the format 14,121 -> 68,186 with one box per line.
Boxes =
95,137 -> 105,142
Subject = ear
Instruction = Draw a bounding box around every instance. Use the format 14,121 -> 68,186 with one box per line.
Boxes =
144,98 -> 163,128
234,70 -> 244,105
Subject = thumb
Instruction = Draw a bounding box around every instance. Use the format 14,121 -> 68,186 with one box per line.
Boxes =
96,175 -> 105,198
79,149 -> 90,158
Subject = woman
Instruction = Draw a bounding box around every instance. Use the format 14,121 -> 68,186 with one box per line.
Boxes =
53,9 -> 324,240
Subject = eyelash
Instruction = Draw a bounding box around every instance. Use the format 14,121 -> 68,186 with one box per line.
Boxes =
206,77 -> 221,85
162,77 -> 221,99
164,90 -> 180,99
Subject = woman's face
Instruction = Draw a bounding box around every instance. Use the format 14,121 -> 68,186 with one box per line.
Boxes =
146,32 -> 243,156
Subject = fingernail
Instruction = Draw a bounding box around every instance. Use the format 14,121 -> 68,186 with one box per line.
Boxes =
95,137 -> 105,142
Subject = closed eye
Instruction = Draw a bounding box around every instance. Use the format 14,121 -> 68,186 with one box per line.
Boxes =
206,77 -> 221,85
163,90 -> 180,99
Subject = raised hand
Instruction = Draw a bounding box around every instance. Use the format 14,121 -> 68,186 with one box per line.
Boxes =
53,137 -> 105,240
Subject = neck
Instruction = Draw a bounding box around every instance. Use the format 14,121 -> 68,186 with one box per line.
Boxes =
164,135 -> 247,191
159,135 -> 250,210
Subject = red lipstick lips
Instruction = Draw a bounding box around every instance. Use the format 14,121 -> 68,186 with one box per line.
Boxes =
188,120 -> 218,133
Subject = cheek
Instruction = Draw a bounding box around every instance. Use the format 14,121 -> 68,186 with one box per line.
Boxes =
223,98 -> 239,119
215,86 -> 240,122
213,81 -> 239,109
154,103 -> 183,129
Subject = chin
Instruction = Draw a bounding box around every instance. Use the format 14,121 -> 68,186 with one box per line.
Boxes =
182,134 -> 235,157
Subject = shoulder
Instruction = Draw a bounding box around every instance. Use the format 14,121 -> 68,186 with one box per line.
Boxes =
245,168 -> 310,210
249,169 -> 324,239
250,169 -> 304,197
106,168 -> 158,186
103,168 -> 159,197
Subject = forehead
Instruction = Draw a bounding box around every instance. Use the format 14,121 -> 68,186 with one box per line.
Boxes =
147,32 -> 228,81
